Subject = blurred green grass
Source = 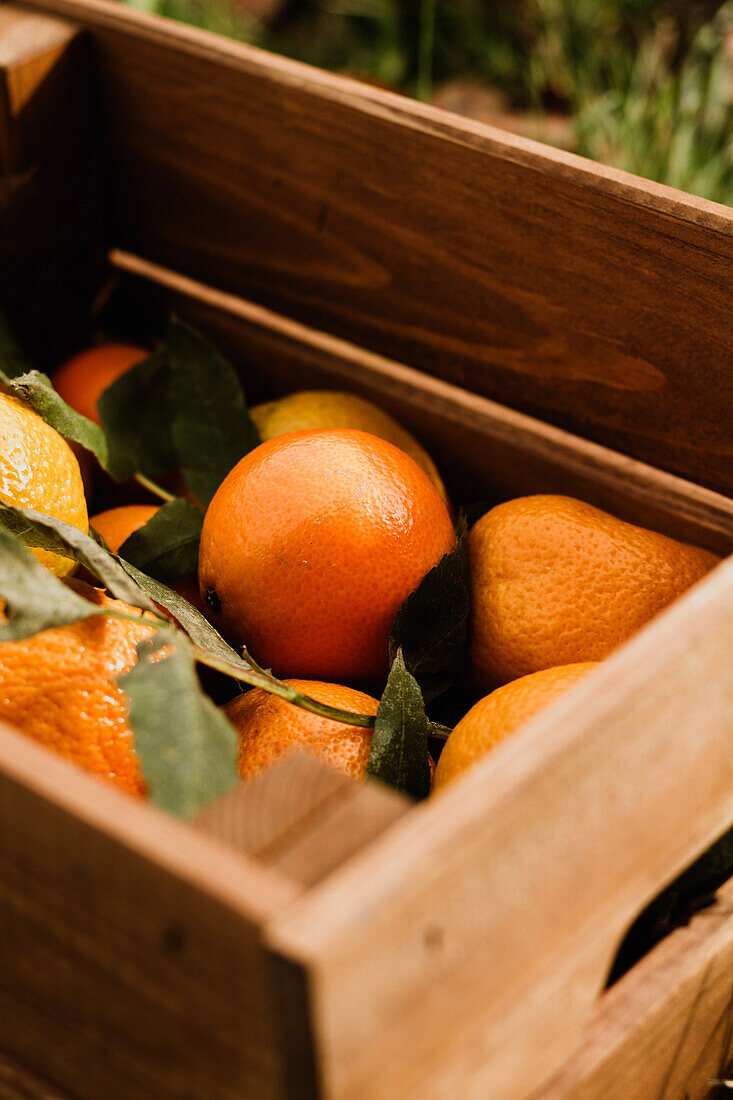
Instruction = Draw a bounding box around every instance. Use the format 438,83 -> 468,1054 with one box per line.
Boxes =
122,0 -> 733,205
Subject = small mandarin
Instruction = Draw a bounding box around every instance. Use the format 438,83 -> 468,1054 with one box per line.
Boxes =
251,390 -> 448,502
90,504 -> 160,556
224,679 -> 379,782
433,662 -> 598,791
199,429 -> 456,682
0,390 -> 87,576
469,495 -> 719,690
53,343 -> 148,424
0,582 -> 156,794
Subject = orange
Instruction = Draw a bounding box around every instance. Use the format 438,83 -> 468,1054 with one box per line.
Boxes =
90,504 -> 160,555
0,390 -> 88,576
433,662 -> 598,791
0,582 -> 156,795
53,343 -> 148,424
469,495 -> 719,690
251,390 -> 448,502
199,429 -> 456,681
224,679 -> 378,782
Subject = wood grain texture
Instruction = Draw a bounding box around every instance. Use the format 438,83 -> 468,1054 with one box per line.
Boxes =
0,5 -> 105,363
19,0 -> 733,494
0,722 -> 298,1100
111,250 -> 733,558
269,556 -> 733,1100
195,750 -> 409,889
536,876 -> 733,1100
0,1050 -> 72,1100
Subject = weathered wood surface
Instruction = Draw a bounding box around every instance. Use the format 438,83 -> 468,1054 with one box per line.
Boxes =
270,556 -> 733,1100
18,0 -> 733,495
537,876 -> 733,1100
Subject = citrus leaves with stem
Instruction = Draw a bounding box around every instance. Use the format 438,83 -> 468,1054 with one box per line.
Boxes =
119,632 -> 239,817
367,650 -> 432,800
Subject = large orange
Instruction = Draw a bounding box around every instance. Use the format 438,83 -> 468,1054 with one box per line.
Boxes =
90,504 -> 160,555
199,429 -> 456,682
0,390 -> 88,576
433,662 -> 598,791
469,495 -> 719,690
224,679 -> 379,782
0,582 -> 155,795
251,390 -> 448,502
53,343 -> 148,424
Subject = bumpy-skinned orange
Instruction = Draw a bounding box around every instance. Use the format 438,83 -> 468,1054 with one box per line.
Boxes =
199,429 -> 456,681
469,495 -> 719,690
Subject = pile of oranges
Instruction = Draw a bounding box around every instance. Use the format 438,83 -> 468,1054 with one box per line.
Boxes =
0,340 -> 720,800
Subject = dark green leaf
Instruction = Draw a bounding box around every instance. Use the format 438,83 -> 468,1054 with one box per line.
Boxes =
117,497 -> 203,582
367,649 -> 431,799
0,528 -> 106,640
166,319 -> 261,506
0,502 -> 162,616
0,311 -> 32,378
97,346 -> 178,479
1,369 -> 133,480
119,630 -> 239,817
389,515 -> 469,701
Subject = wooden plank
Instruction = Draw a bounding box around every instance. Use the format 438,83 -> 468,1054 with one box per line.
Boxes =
0,722 -> 299,1100
195,750 -> 409,889
110,250 -> 733,558
18,0 -> 733,494
0,4 -> 105,365
268,556 -> 733,1100
0,1050 -> 72,1100
536,876 -> 733,1100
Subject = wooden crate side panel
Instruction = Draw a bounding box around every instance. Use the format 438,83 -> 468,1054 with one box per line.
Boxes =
536,876 -> 733,1100
18,0 -> 733,495
108,252 -> 733,558
0,725 -> 297,1100
269,559 -> 733,1100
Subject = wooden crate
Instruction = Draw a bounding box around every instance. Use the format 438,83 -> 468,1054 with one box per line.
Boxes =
0,4 -> 732,1098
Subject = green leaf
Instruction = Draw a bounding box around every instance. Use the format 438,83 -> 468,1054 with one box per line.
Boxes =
119,630 -> 239,817
367,649 -> 431,799
97,346 -> 178,480
0,311 -> 32,378
0,528 -> 106,640
0,369 -> 134,480
166,319 -> 261,506
0,502 -> 162,616
117,497 -> 203,582
389,515 -> 469,701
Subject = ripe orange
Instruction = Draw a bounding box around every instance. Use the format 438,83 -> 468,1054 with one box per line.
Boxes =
224,679 -> 378,782
433,662 -> 598,791
251,390 -> 448,502
469,495 -> 719,690
53,343 -> 148,424
0,582 -> 156,795
0,390 -> 88,576
90,504 -> 160,555
199,429 -> 456,681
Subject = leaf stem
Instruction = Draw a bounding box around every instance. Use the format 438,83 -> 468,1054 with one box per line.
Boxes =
134,473 -> 176,503
194,648 -> 376,727
428,721 -> 452,742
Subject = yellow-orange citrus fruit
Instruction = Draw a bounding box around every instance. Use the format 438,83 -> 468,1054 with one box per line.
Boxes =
0,582 -> 155,795
225,679 -> 379,782
199,430 -> 456,681
90,504 -> 160,556
53,343 -> 148,424
252,390 -> 448,502
469,495 -> 719,690
433,662 -> 598,791
0,390 -> 88,576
